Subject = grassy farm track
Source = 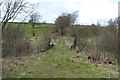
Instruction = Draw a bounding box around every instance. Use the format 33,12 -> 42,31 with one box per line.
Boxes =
3,37 -> 118,78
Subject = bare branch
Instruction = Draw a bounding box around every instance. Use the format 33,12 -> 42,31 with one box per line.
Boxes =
1,0 -> 32,33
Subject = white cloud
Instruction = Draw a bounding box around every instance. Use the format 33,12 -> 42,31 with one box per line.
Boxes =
16,0 -> 119,25
64,0 -> 118,24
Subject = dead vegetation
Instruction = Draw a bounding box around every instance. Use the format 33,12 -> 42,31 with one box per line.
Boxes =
2,25 -> 30,57
65,25 -> 118,65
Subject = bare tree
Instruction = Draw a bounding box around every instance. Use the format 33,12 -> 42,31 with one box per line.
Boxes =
55,11 -> 79,35
69,26 -> 89,52
55,13 -> 71,34
1,0 -> 35,57
70,10 -> 79,25
29,12 -> 40,27
0,0 -> 33,33
29,12 -> 40,36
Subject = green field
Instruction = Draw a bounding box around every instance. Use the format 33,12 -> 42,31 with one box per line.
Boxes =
24,27 -> 46,36
5,22 -> 54,36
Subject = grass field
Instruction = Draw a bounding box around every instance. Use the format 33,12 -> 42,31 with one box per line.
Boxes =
24,27 -> 46,36
4,22 -> 54,36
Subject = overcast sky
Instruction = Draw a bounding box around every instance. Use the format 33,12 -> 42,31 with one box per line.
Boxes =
21,0 -> 119,25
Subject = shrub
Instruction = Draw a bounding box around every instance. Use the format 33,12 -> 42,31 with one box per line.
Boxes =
67,26 -> 90,52
2,25 -> 30,57
98,26 -> 118,61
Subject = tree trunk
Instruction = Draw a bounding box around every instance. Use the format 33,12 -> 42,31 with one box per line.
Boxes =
32,23 -> 35,36
61,28 -> 63,35
2,21 -> 8,33
71,36 -> 77,50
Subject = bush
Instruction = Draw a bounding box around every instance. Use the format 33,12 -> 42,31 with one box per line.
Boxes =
67,25 -> 118,63
2,26 -> 30,57
98,26 -> 118,61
